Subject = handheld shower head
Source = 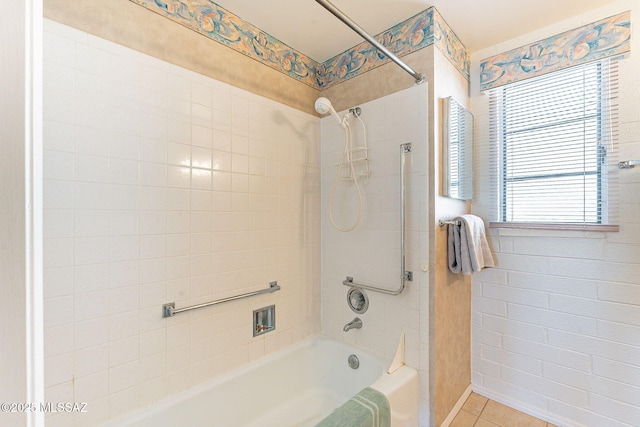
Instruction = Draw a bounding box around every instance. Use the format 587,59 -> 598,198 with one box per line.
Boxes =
314,97 -> 333,115
315,97 -> 345,128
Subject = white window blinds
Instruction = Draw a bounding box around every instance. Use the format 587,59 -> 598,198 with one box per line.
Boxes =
489,58 -> 619,227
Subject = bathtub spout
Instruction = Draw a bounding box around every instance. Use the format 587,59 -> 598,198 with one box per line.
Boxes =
343,317 -> 363,332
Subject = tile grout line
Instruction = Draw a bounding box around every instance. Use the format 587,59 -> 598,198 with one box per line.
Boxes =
475,396 -> 489,423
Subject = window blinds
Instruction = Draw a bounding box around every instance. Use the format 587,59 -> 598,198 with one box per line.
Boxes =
488,58 -> 619,227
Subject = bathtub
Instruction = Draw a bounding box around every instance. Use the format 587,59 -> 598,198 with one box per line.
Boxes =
107,335 -> 419,427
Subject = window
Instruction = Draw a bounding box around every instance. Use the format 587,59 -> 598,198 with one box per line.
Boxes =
489,59 -> 618,227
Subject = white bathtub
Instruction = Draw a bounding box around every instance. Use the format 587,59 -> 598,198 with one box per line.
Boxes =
107,335 -> 419,427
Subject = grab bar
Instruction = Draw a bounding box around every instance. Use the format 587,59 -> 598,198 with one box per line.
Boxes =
342,143 -> 413,295
162,281 -> 280,318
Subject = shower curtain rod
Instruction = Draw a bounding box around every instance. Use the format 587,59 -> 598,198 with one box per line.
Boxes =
315,0 -> 425,85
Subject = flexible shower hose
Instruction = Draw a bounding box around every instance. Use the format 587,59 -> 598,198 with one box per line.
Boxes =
329,122 -> 363,232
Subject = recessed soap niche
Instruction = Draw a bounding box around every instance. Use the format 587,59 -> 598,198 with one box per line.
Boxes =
253,305 -> 276,337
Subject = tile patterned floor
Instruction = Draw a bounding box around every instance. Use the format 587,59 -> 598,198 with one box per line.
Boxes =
451,392 -> 558,427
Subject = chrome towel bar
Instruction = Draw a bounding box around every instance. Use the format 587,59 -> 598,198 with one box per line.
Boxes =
439,219 -> 461,227
162,281 -> 280,318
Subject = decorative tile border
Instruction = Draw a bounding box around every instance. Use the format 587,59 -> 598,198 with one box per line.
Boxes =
480,11 -> 631,91
319,9 -> 436,88
129,0 -> 323,88
128,1 -> 470,89
318,8 -> 469,87
433,9 -> 470,81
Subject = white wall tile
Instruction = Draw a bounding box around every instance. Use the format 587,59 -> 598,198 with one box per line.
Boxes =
109,335 -> 140,367
44,87 -> 75,124
44,20 -> 320,423
108,261 -> 139,289
74,318 -> 109,350
167,143 -> 190,168
44,352 -> 74,387
108,311 -> 140,341
589,393 -> 640,426
139,353 -> 165,382
44,295 -> 74,327
191,81 -> 213,107
44,120 -> 75,152
501,366 -> 588,407
44,266 -> 74,298
592,357 -> 640,387
549,294 -> 640,326
44,209 -> 74,239
44,150 -> 74,180
75,371 -> 110,406
75,126 -> 109,156
108,360 -> 139,393
507,304 -> 597,335
74,290 -> 109,322
108,210 -> 140,236
502,335 -> 591,371
44,325 -> 74,358
74,344 -> 109,377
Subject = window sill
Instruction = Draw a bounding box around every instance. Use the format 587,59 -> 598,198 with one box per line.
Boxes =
489,222 -> 619,232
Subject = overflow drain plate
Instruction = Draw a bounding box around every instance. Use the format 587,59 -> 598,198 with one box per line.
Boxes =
347,286 -> 369,314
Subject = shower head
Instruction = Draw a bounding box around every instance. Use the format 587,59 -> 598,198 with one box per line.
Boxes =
314,97 -> 333,115
315,97 -> 345,128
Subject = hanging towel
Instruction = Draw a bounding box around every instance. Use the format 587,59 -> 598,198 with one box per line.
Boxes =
448,214 -> 494,275
315,387 -> 390,427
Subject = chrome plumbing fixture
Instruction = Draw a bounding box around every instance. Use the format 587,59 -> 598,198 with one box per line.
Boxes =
343,317 -> 363,332
340,142 -> 413,294
347,287 -> 369,314
253,305 -> 275,337
163,281 -> 280,318
348,354 -> 360,369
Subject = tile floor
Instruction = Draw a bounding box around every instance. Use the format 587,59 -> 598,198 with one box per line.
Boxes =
451,392 -> 558,427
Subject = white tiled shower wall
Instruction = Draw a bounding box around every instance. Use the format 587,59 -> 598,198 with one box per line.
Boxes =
43,19 -> 320,425
319,85 -> 430,425
471,1 -> 640,426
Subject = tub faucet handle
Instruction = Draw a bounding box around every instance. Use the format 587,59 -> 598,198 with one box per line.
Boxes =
343,317 -> 363,332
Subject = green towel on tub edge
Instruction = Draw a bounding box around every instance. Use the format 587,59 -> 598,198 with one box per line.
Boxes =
316,387 -> 391,427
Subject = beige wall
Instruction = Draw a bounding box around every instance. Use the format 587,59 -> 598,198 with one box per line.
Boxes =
431,49 -> 472,426
1,3 -> 28,425
44,0 -> 320,115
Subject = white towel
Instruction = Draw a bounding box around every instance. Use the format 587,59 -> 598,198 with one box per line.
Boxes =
447,214 -> 494,275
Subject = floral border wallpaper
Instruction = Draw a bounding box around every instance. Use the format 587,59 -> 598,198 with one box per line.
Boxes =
433,9 -> 470,81
129,0 -> 470,89
129,0 -> 323,88
480,11 -> 631,91
318,9 -> 436,87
